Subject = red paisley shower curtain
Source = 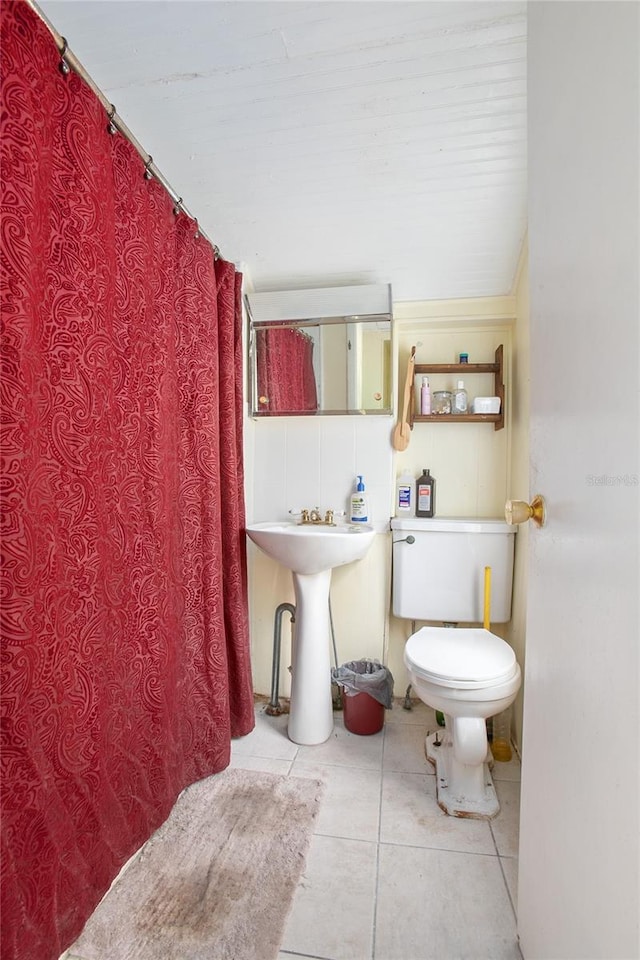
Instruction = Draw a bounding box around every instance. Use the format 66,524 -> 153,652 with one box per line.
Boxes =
256,326 -> 318,413
0,4 -> 254,958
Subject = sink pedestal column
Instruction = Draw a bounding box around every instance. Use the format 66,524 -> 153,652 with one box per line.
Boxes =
287,569 -> 334,745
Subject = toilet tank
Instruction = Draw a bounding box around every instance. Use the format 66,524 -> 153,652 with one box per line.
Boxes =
391,518 -> 516,623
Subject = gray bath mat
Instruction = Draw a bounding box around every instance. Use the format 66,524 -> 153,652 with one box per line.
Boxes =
68,768 -> 323,960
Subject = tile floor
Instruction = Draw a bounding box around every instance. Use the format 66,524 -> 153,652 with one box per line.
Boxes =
231,700 -> 522,960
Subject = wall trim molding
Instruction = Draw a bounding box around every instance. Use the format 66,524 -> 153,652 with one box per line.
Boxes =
393,295 -> 517,328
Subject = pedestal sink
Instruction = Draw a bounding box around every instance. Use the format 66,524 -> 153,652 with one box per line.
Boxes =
246,521 -> 376,744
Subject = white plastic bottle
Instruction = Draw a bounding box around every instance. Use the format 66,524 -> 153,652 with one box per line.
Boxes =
420,376 -> 432,415
453,380 -> 468,414
350,475 -> 369,523
395,471 -> 414,516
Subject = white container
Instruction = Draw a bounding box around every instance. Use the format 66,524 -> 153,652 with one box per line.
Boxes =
390,517 -> 515,622
452,380 -> 468,414
395,471 -> 414,516
471,396 -> 501,414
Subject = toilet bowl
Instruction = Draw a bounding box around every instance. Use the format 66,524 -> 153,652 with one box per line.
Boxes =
404,626 -> 521,818
391,517 -> 521,818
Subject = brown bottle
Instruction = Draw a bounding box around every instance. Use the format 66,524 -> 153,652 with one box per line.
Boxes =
415,468 -> 435,518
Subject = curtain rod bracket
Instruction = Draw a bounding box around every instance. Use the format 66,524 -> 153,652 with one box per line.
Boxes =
58,36 -> 70,74
107,104 -> 117,136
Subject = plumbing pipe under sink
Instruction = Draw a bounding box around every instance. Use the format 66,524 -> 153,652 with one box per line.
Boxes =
265,603 -> 295,716
265,598 -> 342,717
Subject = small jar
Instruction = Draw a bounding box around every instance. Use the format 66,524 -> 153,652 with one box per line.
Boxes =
432,390 -> 452,415
459,352 -> 469,364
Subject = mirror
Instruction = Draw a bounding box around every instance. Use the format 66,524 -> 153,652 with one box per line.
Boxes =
246,284 -> 393,417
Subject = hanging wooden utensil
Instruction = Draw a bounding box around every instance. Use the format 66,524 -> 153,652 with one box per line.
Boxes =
392,346 -> 416,451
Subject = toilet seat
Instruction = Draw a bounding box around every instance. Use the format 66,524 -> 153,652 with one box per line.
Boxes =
405,627 -> 517,690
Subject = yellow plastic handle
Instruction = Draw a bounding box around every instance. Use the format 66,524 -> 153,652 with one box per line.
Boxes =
483,566 -> 491,630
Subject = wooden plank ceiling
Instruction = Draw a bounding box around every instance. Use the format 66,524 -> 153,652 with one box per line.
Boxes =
40,1 -> 527,302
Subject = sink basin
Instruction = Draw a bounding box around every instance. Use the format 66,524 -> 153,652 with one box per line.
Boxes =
246,521 -> 375,575
246,520 -> 376,745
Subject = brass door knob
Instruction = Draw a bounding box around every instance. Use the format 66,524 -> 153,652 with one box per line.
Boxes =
505,495 -> 546,527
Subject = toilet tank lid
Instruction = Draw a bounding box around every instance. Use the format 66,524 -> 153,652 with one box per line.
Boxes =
390,517 -> 514,534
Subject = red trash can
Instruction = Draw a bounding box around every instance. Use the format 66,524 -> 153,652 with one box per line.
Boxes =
333,659 -> 393,735
342,691 -> 385,735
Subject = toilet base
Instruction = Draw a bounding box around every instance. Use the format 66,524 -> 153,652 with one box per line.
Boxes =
425,731 -> 499,819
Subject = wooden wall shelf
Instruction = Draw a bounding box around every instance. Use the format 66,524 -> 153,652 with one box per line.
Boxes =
409,345 -> 504,431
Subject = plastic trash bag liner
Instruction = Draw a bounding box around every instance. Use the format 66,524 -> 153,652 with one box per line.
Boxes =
331,659 -> 394,709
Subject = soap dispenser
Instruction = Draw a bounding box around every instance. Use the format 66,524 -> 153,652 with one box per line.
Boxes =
350,476 -> 369,523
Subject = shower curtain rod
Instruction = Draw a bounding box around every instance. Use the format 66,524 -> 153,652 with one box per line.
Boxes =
24,0 -> 220,259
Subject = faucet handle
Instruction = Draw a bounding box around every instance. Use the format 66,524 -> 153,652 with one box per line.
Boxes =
324,509 -> 335,525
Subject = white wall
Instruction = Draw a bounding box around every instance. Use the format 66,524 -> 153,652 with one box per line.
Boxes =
518,4 -> 639,958
248,416 -> 394,532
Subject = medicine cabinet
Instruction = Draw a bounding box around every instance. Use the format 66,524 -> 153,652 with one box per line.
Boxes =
409,345 -> 505,431
245,283 -> 393,417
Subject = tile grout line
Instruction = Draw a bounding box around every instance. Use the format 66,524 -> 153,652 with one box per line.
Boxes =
279,951 -> 335,960
490,813 -> 519,925
495,849 -> 518,922
369,720 -> 389,960
378,838 -> 511,859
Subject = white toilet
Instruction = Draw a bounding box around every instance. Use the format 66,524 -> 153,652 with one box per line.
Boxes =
391,517 -> 521,819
